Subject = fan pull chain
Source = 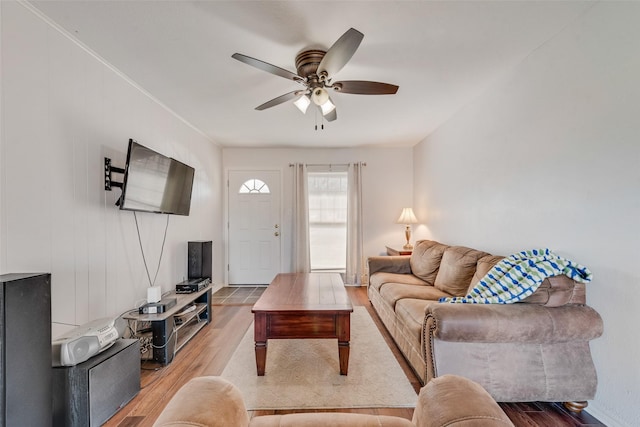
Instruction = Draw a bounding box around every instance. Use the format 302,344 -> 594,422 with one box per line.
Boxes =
313,108 -> 325,131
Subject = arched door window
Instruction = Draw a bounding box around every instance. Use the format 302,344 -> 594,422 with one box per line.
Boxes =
239,179 -> 270,194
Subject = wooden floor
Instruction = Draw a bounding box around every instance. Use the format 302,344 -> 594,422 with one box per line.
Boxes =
104,286 -> 605,427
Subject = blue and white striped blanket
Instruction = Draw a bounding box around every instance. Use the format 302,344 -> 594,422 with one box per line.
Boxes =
439,248 -> 592,304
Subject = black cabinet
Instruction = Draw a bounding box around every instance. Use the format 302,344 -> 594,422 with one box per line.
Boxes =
0,273 -> 52,427
52,339 -> 140,426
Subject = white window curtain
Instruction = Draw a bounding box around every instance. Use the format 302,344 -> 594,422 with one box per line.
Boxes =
345,162 -> 364,285
292,163 -> 310,273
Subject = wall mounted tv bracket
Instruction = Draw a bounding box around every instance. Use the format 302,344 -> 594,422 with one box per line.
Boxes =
104,157 -> 125,206
104,157 -> 124,191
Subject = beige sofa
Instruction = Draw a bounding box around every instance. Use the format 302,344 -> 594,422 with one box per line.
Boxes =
368,239 -> 603,412
153,374 -> 515,426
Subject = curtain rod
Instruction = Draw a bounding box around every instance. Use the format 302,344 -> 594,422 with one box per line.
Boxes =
289,162 -> 366,167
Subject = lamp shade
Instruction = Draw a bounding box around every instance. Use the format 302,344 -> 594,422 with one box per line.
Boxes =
311,87 -> 329,105
311,87 -> 336,116
320,98 -> 336,115
293,94 -> 311,114
396,208 -> 417,224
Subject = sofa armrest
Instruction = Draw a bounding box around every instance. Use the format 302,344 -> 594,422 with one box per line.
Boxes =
368,256 -> 412,276
153,376 -> 250,427
413,375 -> 514,427
426,304 -> 603,343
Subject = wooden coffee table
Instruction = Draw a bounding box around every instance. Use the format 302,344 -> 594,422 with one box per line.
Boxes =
251,273 -> 353,376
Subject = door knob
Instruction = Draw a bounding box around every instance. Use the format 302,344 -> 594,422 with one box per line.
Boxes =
274,231 -> 280,237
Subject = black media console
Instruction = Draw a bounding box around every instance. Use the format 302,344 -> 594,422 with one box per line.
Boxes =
124,284 -> 212,364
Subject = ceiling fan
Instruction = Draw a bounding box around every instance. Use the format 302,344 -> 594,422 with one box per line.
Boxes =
232,28 -> 399,123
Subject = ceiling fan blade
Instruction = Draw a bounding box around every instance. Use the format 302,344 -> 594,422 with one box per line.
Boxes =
317,28 -> 364,78
255,91 -> 301,111
332,80 -> 399,95
232,53 -> 303,82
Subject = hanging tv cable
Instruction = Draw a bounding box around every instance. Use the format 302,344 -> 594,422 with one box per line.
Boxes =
134,212 -> 170,288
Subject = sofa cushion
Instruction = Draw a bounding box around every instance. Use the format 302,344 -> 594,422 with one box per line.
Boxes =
395,298 -> 437,343
380,283 -> 452,309
469,255 -> 505,289
410,240 -> 449,285
521,275 -> 586,306
369,272 -> 428,292
434,246 -> 489,296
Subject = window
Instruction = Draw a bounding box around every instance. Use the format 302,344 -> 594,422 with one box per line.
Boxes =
239,179 -> 270,194
308,171 -> 347,271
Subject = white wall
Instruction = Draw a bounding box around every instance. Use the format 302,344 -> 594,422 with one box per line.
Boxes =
412,3 -> 640,426
0,2 -> 224,338
223,147 -> 414,280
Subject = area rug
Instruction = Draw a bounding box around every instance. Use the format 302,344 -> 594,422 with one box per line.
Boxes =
221,306 -> 417,409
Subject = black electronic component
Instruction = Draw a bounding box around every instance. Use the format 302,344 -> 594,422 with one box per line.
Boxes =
176,278 -> 210,294
138,298 -> 177,314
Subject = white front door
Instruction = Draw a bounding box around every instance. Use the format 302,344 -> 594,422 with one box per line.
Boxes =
228,170 -> 281,285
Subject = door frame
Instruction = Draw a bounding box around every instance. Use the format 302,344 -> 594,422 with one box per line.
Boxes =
224,168 -> 283,286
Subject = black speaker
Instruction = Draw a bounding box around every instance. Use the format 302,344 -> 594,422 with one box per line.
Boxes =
53,339 -> 140,426
188,241 -> 212,280
0,273 -> 52,427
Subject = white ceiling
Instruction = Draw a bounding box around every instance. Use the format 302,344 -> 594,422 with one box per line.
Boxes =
30,1 -> 593,148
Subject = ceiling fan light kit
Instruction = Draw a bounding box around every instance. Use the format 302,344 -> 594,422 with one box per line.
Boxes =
320,99 -> 336,116
293,94 -> 311,114
311,87 -> 329,105
232,28 -> 398,125
310,88 -> 336,116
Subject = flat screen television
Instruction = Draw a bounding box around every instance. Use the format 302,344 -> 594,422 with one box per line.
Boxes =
119,139 -> 195,216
